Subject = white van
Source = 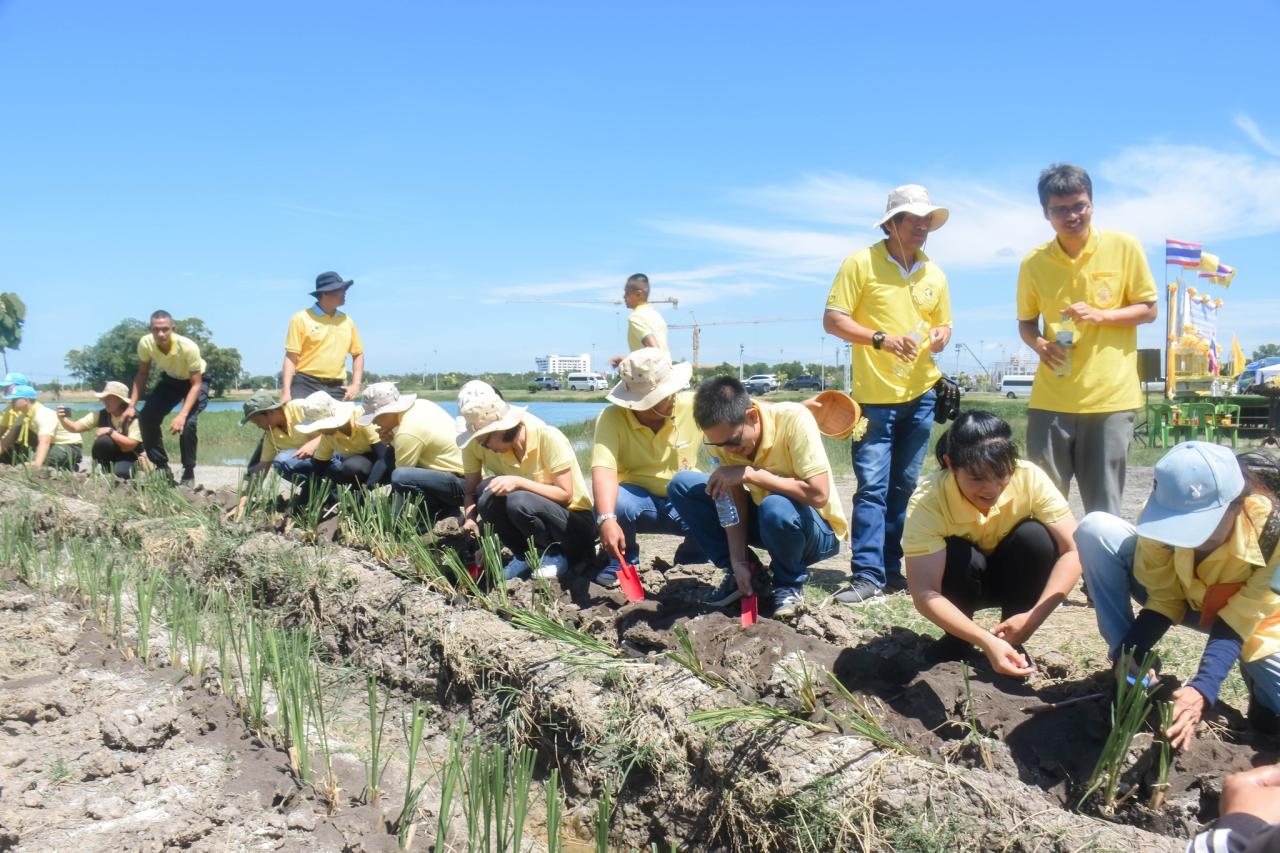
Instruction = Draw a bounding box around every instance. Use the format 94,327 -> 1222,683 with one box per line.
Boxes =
1000,374 -> 1035,399
567,372 -> 608,392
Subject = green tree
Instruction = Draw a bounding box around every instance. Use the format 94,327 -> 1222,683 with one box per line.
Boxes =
1252,344 -> 1280,362
0,293 -> 26,373
65,316 -> 242,397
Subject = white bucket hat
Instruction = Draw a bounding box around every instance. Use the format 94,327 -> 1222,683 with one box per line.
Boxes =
455,380 -> 527,448
93,380 -> 131,403
357,382 -> 417,426
875,184 -> 949,231
607,348 -> 693,410
294,390 -> 356,434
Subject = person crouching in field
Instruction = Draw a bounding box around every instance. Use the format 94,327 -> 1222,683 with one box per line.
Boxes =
667,376 -> 847,619
0,385 -> 83,471
1076,443 -> 1280,748
901,411 -> 1081,676
232,392 -> 311,518
289,391 -> 386,489
457,381 -> 595,580
0,372 -> 38,465
57,381 -> 149,480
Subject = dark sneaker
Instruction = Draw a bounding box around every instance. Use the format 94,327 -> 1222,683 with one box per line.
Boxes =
833,576 -> 884,605
883,573 -> 909,594
703,572 -> 746,608
180,467 -> 196,486
772,586 -> 804,618
593,565 -> 621,588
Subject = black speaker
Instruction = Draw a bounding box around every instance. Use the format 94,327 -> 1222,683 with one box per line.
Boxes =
1138,348 -> 1162,383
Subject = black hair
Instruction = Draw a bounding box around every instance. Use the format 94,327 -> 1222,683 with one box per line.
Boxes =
1037,163 -> 1092,211
149,309 -> 173,324
499,423 -> 521,444
693,376 -> 751,430
934,410 -> 1019,479
625,274 -> 650,297
879,211 -> 906,237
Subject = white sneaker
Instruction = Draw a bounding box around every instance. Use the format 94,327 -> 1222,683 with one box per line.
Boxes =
534,552 -> 569,579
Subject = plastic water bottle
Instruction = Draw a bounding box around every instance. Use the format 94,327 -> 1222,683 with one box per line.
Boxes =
1053,316 -> 1075,378
710,459 -> 739,527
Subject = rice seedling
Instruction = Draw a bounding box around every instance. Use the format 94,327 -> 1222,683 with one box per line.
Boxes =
395,699 -> 431,850
1150,700 -> 1174,811
954,663 -> 993,772
165,579 -> 188,669
459,741 -> 538,853
134,568 -> 162,663
479,527 -> 509,609
229,597 -> 268,734
266,626 -> 314,780
435,721 -> 465,851
402,535 -> 452,593
109,564 -> 126,651
364,675 -> 391,814
308,656 -> 341,813
506,607 -> 620,658
297,477 -> 335,538
778,653 -> 820,716
689,702 -> 829,732
234,469 -> 280,524
440,545 -> 490,605
1079,648 -> 1161,814
507,747 -> 535,853
545,767 -> 563,853
594,777 -> 613,853
665,625 -> 728,689
823,672 -> 916,755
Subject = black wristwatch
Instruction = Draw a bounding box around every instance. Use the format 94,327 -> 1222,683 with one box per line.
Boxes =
871,331 -> 886,350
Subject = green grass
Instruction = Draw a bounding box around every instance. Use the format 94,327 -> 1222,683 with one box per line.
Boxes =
67,409 -> 260,467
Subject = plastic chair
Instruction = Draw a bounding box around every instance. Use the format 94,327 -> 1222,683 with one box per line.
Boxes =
1215,403 -> 1242,448
1144,402 -> 1177,449
1176,402 -> 1218,443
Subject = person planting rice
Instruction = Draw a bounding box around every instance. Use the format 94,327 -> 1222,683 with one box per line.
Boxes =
900,411 -> 1081,676
1076,443 -> 1280,748
0,372 -> 37,465
0,384 -> 82,471
124,310 -> 209,485
457,380 -> 594,580
666,375 -> 847,618
287,390 -> 387,488
234,392 -> 311,515
281,271 -> 364,403
56,380 -> 148,480
590,347 -> 703,588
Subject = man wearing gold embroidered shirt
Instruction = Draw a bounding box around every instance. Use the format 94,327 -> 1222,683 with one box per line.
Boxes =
1017,163 -> 1157,515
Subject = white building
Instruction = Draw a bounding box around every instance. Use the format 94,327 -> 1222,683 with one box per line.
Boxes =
535,353 -> 591,375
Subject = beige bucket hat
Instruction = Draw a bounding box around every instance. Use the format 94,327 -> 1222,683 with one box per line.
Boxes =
357,382 -> 417,426
607,348 -> 693,410
294,390 -> 356,434
875,184 -> 948,231
455,380 -> 526,448
93,381 -> 131,403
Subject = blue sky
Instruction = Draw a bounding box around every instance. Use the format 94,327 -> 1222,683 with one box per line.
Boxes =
2,0 -> 1278,383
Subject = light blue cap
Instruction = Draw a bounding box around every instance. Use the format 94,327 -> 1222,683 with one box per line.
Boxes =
2,384 -> 37,401
1136,441 -> 1245,548
1,372 -> 27,388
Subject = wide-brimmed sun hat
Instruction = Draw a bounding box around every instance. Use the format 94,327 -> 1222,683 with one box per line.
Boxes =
357,382 -> 417,426
875,184 -> 949,231
240,391 -> 284,425
1136,441 -> 1246,549
294,390 -> 356,434
607,348 -> 693,410
455,380 -> 527,449
311,270 -> 354,298
93,381 -> 131,403
801,390 -> 866,441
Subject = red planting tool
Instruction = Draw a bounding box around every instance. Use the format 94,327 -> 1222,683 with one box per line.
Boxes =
466,560 -> 484,581
740,593 -> 758,627
617,560 -> 645,602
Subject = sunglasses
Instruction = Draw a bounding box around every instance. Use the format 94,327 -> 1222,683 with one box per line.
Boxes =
704,425 -> 747,448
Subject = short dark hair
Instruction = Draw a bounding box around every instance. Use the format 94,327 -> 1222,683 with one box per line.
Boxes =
934,410 -> 1019,480
149,309 -> 173,324
879,211 -> 906,237
625,274 -> 650,297
693,376 -> 751,430
1037,163 -> 1092,211
499,423 -> 521,444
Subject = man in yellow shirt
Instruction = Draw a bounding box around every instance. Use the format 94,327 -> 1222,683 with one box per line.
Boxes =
0,385 -> 82,470
823,185 -> 952,604
359,382 -> 466,523
0,372 -> 36,465
610,274 -> 669,367
287,391 -> 386,488
282,271 -> 364,403
591,347 -> 702,587
666,376 -> 847,618
1016,164 -> 1158,515
124,310 -> 209,485
56,381 -> 146,479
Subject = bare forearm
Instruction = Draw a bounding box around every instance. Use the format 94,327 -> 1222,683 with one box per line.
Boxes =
915,589 -> 992,647
281,354 -> 298,398
32,437 -> 50,467
1023,552 -> 1081,634
130,366 -> 149,406
1099,302 -> 1158,327
724,489 -> 751,566
112,432 -> 141,451
350,354 -> 364,388
1018,319 -> 1044,349
514,478 -> 570,505
743,467 -> 826,508
591,467 -> 619,515
823,309 -> 876,346
180,374 -> 202,418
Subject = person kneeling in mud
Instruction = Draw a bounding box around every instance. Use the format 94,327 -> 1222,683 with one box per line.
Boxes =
667,376 -> 847,619
457,381 -> 595,580
56,381 -> 149,480
232,392 -> 312,518
902,411 -> 1081,676
1076,443 -> 1280,749
289,391 -> 387,489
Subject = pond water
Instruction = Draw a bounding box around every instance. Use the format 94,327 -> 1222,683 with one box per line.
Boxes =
199,399 -> 608,427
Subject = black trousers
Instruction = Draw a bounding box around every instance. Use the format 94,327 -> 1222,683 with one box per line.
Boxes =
475,477 -> 595,560
138,375 -> 209,472
329,450 -> 380,487
940,519 -> 1058,619
92,434 -> 142,479
390,467 -> 466,523
289,372 -> 345,401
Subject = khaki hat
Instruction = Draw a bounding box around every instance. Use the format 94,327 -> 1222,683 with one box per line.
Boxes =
875,184 -> 948,231
241,391 -> 284,425
294,390 -> 356,434
455,380 -> 526,448
607,348 -> 693,410
802,390 -> 866,441
357,382 -> 417,426
93,381 -> 131,403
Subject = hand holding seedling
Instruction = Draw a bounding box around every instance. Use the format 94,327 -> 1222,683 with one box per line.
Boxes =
1165,686 -> 1206,750
992,611 -> 1034,647
982,634 -> 1034,677
1220,765 -> 1280,824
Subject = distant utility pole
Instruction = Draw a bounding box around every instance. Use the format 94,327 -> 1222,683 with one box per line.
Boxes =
433,349 -> 439,391
738,344 -> 744,380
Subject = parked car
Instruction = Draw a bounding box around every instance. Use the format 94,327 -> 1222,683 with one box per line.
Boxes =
783,375 -> 822,391
566,372 -> 608,391
528,375 -> 561,392
744,374 -> 779,394
1000,374 -> 1035,398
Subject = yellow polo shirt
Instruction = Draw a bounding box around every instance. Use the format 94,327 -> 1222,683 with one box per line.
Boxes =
1135,495 -> 1280,663
1016,228 -> 1157,413
591,391 -> 702,496
826,241 -> 950,405
391,400 -> 464,474
74,409 -> 143,441
137,333 -> 206,380
285,306 -> 363,381
627,303 -> 669,353
314,407 -> 381,462
260,401 -> 310,458
26,402 -> 81,446
902,460 -> 1072,558
709,401 -> 848,539
464,413 -> 592,512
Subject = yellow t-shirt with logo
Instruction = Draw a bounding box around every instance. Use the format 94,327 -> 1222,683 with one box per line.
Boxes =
902,460 -> 1071,558
26,402 -> 82,446
825,241 -> 950,405
1016,228 -> 1157,413
260,401 -> 311,458
137,333 -> 206,380
591,391 -> 702,496
314,407 -> 382,462
709,401 -> 848,539
1135,495 -> 1280,662
284,306 -> 364,382
391,400 -> 464,474
464,413 -> 592,512
74,409 -> 143,442
627,303 -> 669,353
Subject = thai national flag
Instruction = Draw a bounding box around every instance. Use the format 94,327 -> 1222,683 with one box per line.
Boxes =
1208,335 -> 1219,376
1166,239 -> 1203,267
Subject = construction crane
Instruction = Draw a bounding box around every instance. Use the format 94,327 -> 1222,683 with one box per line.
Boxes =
668,314 -> 812,368
504,297 -> 680,308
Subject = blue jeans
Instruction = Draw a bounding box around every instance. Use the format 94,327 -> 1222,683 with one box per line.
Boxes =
667,470 -> 839,586
272,449 -> 337,483
604,483 -> 690,572
1076,511 -> 1280,714
851,389 -> 936,587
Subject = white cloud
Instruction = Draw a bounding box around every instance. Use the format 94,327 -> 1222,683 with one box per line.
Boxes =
1234,114 -> 1280,158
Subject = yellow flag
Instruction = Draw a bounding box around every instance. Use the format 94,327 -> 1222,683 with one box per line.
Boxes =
1199,251 -> 1221,273
1231,334 -> 1247,377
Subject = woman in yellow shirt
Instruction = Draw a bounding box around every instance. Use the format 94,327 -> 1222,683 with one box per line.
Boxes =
902,411 -> 1081,676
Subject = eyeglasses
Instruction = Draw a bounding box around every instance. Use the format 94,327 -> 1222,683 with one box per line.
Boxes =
704,425 -> 746,448
1047,201 -> 1091,219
